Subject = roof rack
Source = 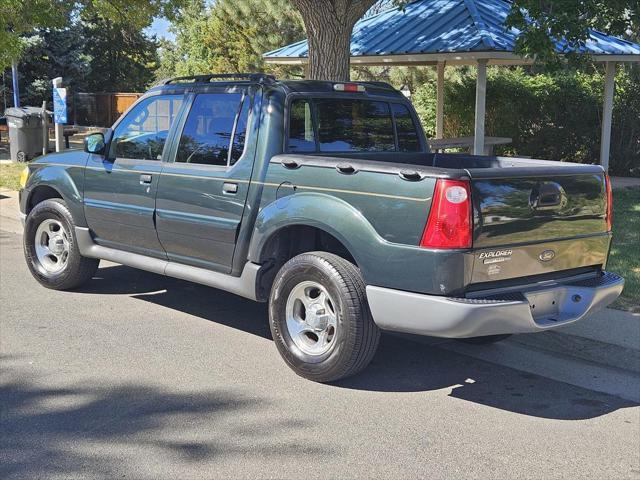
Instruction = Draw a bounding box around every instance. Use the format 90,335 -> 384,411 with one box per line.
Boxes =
158,73 -> 276,86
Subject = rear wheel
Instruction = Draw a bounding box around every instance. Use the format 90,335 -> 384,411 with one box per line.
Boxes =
269,252 -> 380,383
23,199 -> 99,290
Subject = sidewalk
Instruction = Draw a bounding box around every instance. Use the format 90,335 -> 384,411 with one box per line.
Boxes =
0,188 -> 21,234
612,176 -> 640,189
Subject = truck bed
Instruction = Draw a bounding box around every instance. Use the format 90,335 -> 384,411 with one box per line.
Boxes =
270,152 -> 610,293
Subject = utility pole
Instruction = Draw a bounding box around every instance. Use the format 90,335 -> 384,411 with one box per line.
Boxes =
2,71 -> 7,112
42,101 -> 49,155
11,61 -> 20,108
52,77 -> 64,152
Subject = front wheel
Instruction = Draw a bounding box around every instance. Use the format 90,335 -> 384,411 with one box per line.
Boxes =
269,252 -> 380,383
23,199 -> 99,290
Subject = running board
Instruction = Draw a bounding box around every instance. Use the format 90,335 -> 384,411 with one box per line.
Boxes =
75,227 -> 259,300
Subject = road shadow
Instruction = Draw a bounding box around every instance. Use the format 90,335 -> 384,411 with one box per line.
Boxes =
335,334 -> 638,419
0,367 -> 330,480
73,263 -> 638,421
78,262 -> 271,340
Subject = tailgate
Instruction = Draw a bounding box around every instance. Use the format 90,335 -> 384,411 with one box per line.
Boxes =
469,168 -> 610,284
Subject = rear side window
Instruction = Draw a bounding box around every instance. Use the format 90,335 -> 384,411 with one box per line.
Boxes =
176,93 -> 250,166
287,98 -> 421,153
392,103 -> 420,152
288,99 -> 316,152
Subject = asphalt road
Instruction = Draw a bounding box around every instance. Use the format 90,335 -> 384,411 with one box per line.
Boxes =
1,229 -> 639,479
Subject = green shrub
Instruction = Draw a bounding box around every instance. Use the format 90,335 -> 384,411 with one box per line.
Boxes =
412,66 -> 640,176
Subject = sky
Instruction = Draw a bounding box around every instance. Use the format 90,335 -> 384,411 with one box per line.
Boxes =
147,18 -> 175,42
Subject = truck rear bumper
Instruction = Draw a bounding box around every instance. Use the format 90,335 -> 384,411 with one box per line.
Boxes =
366,272 -> 624,338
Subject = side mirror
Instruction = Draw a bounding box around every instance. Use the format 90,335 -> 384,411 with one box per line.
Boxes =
84,132 -> 106,155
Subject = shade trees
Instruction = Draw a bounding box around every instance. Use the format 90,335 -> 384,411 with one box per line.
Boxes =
158,0 -> 305,78
1,0 -> 186,69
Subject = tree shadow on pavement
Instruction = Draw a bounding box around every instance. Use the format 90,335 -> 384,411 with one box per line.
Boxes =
334,334 -> 638,419
74,264 -> 638,421
0,367 -> 329,480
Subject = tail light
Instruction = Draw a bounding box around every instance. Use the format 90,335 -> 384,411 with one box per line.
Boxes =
605,173 -> 613,231
420,179 -> 472,249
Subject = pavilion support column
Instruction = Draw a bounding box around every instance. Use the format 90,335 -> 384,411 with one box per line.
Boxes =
302,62 -> 309,79
600,61 -> 616,171
473,59 -> 488,155
436,61 -> 445,139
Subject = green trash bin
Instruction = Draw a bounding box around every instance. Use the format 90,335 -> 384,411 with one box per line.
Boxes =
5,107 -> 46,162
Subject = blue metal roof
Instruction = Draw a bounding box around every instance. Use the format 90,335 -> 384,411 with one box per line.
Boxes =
264,0 -> 640,59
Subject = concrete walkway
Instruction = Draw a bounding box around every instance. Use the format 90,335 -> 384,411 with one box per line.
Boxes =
0,188 -> 21,234
612,176 -> 640,189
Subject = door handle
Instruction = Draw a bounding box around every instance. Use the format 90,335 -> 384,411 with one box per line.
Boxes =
140,174 -> 152,185
223,182 -> 238,194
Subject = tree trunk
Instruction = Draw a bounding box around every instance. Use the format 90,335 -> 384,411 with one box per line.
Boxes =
306,17 -> 352,81
291,0 -> 376,81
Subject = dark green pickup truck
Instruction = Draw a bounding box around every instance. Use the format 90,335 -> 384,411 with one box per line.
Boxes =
19,74 -> 624,382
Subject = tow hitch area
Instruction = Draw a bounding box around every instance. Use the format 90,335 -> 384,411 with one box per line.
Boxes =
525,289 -> 565,324
524,275 -> 620,328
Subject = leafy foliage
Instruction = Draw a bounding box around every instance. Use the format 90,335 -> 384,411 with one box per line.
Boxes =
82,17 -> 159,92
157,0 -> 305,79
1,0 -> 186,70
4,18 -> 159,107
506,0 -> 639,62
0,0 -> 70,68
411,65 -> 640,176
14,24 -> 90,106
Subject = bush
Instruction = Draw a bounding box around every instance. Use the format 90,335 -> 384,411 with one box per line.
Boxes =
412,65 -> 640,176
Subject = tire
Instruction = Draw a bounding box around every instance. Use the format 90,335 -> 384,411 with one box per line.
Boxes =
23,198 -> 99,290
269,252 -> 380,383
458,334 -> 512,345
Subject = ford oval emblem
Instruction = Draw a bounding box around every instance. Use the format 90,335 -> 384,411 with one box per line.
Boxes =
539,250 -> 556,262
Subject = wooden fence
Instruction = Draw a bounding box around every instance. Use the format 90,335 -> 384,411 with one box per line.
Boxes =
72,92 -> 142,127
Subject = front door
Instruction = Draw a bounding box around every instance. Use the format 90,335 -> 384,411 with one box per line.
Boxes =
84,94 -> 184,257
155,90 -> 255,272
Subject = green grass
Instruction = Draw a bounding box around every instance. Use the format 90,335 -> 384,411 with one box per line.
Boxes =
608,187 -> 640,312
0,162 -> 26,191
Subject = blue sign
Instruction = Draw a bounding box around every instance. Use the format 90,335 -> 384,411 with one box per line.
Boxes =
53,87 -> 67,124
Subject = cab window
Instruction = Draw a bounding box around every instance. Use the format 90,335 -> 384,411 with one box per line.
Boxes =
287,98 -> 422,153
392,103 -> 421,152
316,99 -> 395,152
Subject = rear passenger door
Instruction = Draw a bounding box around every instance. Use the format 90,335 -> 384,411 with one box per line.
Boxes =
155,90 -> 254,273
